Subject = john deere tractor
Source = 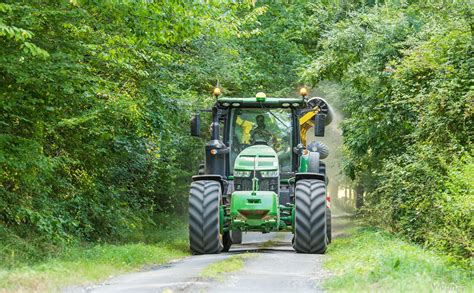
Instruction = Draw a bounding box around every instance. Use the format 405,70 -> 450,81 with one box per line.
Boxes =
189,88 -> 333,254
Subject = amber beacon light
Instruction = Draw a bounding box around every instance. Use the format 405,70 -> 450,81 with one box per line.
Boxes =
213,87 -> 221,97
299,87 -> 308,97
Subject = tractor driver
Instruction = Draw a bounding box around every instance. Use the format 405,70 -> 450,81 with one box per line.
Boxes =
250,115 -> 278,147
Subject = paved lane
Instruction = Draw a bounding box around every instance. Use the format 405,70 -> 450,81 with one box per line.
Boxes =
66,211 -> 361,293
208,232 -> 326,293
69,231 -> 328,293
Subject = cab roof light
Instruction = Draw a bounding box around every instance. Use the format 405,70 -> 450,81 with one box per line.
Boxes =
256,92 -> 266,102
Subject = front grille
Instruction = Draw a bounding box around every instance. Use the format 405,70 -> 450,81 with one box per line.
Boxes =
234,178 -> 252,191
234,177 -> 278,193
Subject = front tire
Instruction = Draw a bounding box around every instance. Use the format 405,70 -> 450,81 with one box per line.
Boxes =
293,179 -> 327,254
189,180 -> 223,254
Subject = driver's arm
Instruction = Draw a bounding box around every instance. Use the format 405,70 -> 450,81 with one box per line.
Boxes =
250,129 -> 256,144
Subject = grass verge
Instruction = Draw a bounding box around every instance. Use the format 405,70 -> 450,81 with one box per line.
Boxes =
201,254 -> 254,281
324,226 -> 473,292
0,215 -> 190,292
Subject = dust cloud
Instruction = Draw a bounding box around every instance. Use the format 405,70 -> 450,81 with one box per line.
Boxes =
305,84 -> 355,211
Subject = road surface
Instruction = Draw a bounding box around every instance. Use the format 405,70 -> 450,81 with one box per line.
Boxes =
66,215 -> 350,293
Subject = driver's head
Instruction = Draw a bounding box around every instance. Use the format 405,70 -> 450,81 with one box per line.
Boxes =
256,115 -> 265,127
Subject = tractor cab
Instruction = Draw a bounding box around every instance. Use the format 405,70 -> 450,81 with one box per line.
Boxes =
189,88 -> 333,255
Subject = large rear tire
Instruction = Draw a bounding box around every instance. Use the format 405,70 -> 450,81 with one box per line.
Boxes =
189,180 -> 223,254
293,179 -> 327,254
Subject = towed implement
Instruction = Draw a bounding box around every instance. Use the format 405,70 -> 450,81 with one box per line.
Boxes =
189,88 -> 333,254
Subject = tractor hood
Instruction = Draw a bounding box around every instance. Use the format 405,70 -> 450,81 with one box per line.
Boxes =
234,145 -> 279,172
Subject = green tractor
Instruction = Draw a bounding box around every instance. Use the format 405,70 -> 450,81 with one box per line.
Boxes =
189,88 -> 333,254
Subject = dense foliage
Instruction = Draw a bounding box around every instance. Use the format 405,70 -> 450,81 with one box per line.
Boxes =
0,0 -> 250,259
1,0 -> 472,267
302,0 -> 473,263
0,0 -> 308,264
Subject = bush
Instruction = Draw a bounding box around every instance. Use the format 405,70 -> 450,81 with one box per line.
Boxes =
0,1 -> 241,247
302,1 -> 473,263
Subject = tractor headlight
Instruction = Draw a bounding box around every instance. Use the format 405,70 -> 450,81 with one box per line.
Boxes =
260,170 -> 279,178
234,170 -> 251,177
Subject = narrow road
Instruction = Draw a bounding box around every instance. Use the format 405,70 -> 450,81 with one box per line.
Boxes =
68,214 -> 350,293
207,233 -> 328,293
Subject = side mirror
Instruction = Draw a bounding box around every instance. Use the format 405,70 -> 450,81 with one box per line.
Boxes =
191,113 -> 201,137
314,113 -> 326,137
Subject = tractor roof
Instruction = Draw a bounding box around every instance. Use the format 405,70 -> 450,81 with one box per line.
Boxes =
217,97 -> 305,109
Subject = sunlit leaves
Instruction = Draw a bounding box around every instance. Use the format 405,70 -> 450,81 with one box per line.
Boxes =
0,0 -> 256,244
0,23 -> 33,42
301,1 -> 473,261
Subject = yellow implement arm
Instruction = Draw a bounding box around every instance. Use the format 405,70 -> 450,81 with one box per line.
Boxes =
299,107 -> 320,146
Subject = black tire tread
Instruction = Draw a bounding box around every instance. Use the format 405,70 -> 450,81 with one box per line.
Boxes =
189,180 -> 223,254
293,179 -> 327,254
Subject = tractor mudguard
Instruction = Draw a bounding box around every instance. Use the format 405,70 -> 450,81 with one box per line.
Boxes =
295,172 -> 325,182
192,175 -> 228,194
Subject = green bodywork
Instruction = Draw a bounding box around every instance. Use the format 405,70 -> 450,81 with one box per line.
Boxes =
230,145 -> 281,232
233,145 -> 279,171
298,152 -> 310,172
231,191 -> 279,232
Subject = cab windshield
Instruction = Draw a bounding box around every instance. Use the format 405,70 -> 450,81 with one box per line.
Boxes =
229,108 -> 293,173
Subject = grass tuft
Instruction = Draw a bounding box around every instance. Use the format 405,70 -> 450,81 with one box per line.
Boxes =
0,215 -> 190,292
324,226 -> 473,292
201,254 -> 254,281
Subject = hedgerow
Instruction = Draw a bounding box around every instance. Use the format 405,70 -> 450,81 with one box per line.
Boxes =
302,1 -> 473,263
